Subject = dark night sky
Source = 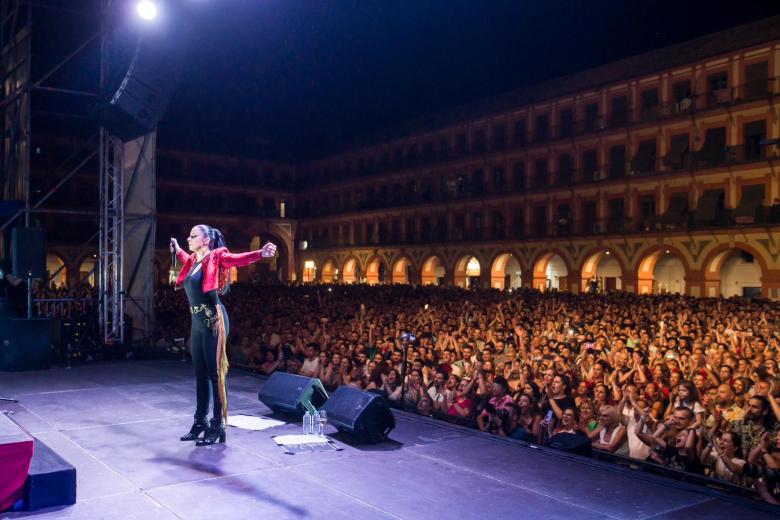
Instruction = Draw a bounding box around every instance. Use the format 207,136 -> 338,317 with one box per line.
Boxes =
32,0 -> 780,161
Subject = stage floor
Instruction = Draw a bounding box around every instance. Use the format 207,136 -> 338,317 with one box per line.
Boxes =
0,360 -> 776,520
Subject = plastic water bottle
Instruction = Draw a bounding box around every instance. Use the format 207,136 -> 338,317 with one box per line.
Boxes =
303,411 -> 312,435
312,411 -> 322,436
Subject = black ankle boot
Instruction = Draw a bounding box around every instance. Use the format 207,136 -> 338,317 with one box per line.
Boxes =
196,419 -> 226,446
180,417 -> 208,441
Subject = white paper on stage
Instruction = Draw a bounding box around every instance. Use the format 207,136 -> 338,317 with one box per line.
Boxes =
273,434 -> 329,445
227,415 -> 285,431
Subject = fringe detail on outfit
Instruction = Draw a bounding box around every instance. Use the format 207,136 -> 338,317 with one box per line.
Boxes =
215,304 -> 230,422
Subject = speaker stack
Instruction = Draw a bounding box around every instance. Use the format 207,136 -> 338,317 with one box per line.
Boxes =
0,228 -> 51,371
322,386 -> 396,444
257,373 -> 396,443
11,227 -> 46,279
258,373 -> 329,418
94,13 -> 189,141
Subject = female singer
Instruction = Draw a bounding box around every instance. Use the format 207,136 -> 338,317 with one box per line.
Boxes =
170,225 -> 276,445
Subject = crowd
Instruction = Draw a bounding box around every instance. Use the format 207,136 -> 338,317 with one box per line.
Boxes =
150,282 -> 780,503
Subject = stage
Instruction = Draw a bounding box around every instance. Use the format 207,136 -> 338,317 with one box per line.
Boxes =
0,360 -> 776,520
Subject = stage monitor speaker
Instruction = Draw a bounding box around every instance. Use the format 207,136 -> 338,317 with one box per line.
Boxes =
322,386 -> 395,444
0,318 -> 52,371
94,22 -> 188,142
258,373 -> 328,418
11,227 -> 45,279
544,432 -> 593,457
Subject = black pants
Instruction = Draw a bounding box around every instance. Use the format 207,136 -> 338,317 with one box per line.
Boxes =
190,305 -> 229,421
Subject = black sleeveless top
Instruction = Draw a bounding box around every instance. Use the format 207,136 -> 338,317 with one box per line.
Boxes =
183,259 -> 220,307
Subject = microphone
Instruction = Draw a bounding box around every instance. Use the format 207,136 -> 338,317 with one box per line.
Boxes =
170,239 -> 177,267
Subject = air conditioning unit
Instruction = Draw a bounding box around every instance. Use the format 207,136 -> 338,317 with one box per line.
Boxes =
674,98 -> 692,112
593,170 -> 607,181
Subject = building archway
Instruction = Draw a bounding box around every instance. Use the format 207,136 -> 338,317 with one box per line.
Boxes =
491,252 -> 522,290
342,256 -> 360,284
302,259 -> 317,283
636,247 -> 689,295
248,233 -> 287,283
321,258 -> 337,283
455,254 -> 482,289
532,252 -> 570,291
365,256 -> 388,285
703,244 -> 766,298
391,256 -> 413,284
46,253 -> 67,288
580,249 -> 625,293
421,255 -> 445,286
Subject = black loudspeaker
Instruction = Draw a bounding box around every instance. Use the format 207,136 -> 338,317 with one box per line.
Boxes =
95,22 -> 188,142
258,373 -> 328,418
544,433 -> 593,457
11,227 -> 45,279
0,318 -> 52,371
322,386 -> 395,444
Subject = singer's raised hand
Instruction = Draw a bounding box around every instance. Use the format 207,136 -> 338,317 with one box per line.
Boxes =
260,242 -> 277,258
170,238 -> 180,253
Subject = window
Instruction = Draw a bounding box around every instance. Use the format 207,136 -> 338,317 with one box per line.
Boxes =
471,169 -> 485,194
472,213 -> 483,240
608,198 -> 625,232
609,145 -> 626,179
535,114 -> 549,142
665,134 -> 690,170
672,80 -> 691,102
559,108 -> 574,138
513,208 -> 525,238
708,72 -> 729,106
454,214 -> 465,240
437,215 -> 448,241
582,149 -> 599,180
639,195 -> 656,221
641,88 -> 659,118
743,120 -> 766,161
514,119 -> 526,145
610,96 -> 628,127
421,217 -> 432,241
533,158 -> 547,188
630,139 -> 657,174
456,133 -> 467,155
492,124 -> 507,150
492,210 -> 505,239
513,161 -> 525,191
744,62 -> 769,101
558,154 -> 573,186
438,137 -> 450,158
532,206 -> 547,237
473,129 -> 486,153
584,103 -> 600,132
492,167 -> 505,191
582,200 -> 597,233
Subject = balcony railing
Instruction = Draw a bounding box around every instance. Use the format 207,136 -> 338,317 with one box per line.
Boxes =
310,77 -> 778,186
305,209 -> 780,250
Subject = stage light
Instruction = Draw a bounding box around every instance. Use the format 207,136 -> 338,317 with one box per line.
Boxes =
136,1 -> 158,21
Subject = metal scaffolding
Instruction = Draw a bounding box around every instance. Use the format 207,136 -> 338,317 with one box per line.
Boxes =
2,0 -> 157,347
98,127 -> 125,345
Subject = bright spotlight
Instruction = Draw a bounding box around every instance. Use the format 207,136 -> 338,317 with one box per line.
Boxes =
136,1 -> 158,21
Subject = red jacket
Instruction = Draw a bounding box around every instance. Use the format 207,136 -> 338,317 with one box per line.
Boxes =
175,247 -> 263,294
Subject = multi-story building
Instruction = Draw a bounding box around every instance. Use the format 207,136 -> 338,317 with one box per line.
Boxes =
29,16 -> 780,300
295,16 -> 780,299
